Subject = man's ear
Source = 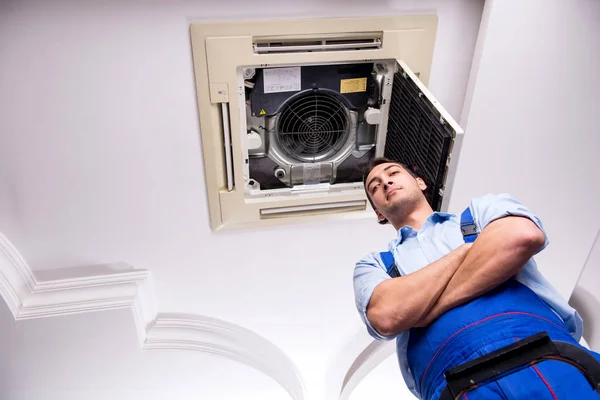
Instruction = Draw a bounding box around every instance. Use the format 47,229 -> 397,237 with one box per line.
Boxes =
375,209 -> 386,223
416,177 -> 428,191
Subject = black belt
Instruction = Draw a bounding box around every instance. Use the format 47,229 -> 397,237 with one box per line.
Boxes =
439,332 -> 600,400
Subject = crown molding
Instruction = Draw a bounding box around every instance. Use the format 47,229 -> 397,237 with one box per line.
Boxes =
339,339 -> 395,400
0,232 -> 37,316
21,269 -> 151,320
324,328 -> 396,400
144,314 -> 305,398
0,232 -> 305,400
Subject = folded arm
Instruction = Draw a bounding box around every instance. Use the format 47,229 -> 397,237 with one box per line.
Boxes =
366,243 -> 472,336
414,215 -> 545,327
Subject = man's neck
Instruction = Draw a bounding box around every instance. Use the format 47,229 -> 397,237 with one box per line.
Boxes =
391,204 -> 434,232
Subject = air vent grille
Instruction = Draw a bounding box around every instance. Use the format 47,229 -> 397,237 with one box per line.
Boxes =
253,33 -> 382,54
384,71 -> 453,211
260,200 -> 366,218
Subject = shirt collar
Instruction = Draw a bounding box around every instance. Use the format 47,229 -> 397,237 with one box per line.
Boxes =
396,212 -> 454,244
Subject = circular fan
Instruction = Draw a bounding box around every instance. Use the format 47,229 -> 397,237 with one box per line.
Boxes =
276,91 -> 350,162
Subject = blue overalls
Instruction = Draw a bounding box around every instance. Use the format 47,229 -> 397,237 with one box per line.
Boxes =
408,279 -> 600,399
381,208 -> 600,399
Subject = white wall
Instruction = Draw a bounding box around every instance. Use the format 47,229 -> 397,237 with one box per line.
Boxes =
0,1 -> 483,399
450,0 -> 600,299
570,230 -> 600,351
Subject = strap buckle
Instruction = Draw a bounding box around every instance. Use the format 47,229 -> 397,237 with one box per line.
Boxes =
460,223 -> 477,236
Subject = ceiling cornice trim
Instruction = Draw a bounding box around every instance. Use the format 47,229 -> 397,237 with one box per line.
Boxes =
0,232 -> 305,399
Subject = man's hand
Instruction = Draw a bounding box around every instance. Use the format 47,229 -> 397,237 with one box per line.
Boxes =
367,243 -> 472,336
413,216 -> 545,328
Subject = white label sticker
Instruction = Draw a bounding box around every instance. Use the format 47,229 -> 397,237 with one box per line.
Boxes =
303,163 -> 321,185
263,67 -> 301,94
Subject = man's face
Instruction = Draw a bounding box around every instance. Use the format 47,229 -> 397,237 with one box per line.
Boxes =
365,162 -> 427,222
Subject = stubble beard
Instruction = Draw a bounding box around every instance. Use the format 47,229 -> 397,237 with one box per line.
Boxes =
385,191 -> 420,224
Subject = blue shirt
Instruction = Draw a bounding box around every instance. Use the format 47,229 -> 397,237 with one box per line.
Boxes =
353,193 -> 583,396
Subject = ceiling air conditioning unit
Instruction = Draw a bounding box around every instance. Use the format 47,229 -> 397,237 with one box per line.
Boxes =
190,15 -> 463,231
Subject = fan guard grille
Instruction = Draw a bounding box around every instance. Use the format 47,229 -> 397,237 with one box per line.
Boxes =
276,91 -> 350,162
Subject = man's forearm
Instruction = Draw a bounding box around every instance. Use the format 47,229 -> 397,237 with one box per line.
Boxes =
367,243 -> 471,336
414,216 -> 545,327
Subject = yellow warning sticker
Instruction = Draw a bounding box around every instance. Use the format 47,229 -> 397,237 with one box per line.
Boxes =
340,78 -> 367,94
259,109 -> 266,115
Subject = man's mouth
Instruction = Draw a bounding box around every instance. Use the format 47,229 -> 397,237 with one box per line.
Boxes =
387,188 -> 400,200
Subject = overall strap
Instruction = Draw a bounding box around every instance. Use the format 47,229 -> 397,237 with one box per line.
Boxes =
380,251 -> 401,278
460,206 -> 479,243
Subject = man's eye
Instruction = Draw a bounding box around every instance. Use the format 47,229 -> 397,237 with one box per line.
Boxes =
390,170 -> 399,176
372,184 -> 379,193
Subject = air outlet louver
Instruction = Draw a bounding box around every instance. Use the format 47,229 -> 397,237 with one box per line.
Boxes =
253,33 -> 382,54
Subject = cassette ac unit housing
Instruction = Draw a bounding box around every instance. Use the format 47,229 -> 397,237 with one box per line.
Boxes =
190,15 -> 463,231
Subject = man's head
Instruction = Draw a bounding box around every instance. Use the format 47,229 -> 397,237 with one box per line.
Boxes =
363,157 -> 430,225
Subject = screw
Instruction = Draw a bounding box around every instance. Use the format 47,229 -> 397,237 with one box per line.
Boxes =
275,169 -> 286,179
243,68 -> 256,79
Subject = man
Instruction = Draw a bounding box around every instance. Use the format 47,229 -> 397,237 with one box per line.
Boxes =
353,157 -> 600,399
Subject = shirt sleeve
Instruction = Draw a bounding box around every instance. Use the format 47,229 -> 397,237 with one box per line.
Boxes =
353,252 -> 398,341
470,193 -> 549,254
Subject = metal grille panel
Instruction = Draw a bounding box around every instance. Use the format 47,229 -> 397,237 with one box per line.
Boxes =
384,71 -> 453,210
277,92 -> 350,162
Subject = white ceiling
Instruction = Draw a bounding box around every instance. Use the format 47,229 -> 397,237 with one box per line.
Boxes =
1,0 -> 599,399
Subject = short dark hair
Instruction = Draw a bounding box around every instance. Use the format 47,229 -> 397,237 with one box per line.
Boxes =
362,157 -> 427,225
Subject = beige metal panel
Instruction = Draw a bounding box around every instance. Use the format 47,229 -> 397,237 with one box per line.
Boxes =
190,33 -> 224,230
191,15 -> 436,39
219,187 -> 369,225
190,15 -> 438,231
